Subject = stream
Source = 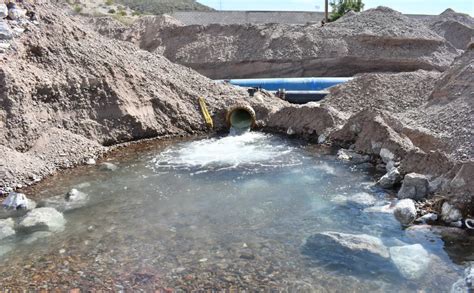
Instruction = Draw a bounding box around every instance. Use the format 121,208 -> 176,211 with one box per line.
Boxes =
0,132 -> 471,291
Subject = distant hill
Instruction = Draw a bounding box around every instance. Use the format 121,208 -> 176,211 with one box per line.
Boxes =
116,0 -> 214,15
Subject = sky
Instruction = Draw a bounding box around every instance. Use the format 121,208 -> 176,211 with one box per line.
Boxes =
197,0 -> 474,15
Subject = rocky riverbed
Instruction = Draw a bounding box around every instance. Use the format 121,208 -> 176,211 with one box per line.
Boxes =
0,133 -> 472,291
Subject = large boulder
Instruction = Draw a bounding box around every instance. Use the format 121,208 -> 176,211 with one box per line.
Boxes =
0,218 -> 15,240
378,167 -> 402,188
17,207 -> 66,232
2,192 -> 35,210
0,4 -> 7,18
302,232 -> 389,271
389,244 -> 431,280
441,202 -> 463,223
8,7 -> 26,20
393,199 -> 417,226
0,20 -> 12,40
398,173 -> 430,200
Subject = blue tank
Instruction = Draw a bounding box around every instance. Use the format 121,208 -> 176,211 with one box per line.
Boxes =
222,77 -> 352,91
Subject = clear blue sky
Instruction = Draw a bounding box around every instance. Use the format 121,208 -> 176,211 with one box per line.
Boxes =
197,0 -> 473,15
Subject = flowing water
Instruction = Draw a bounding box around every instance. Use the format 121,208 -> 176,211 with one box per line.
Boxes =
0,132 -> 471,291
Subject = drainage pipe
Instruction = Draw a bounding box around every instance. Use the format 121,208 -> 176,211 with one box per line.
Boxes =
226,104 -> 256,130
221,77 -> 352,91
278,90 -> 329,104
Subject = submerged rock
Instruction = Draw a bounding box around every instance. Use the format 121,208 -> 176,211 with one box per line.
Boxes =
0,244 -> 12,257
0,218 -> 15,240
85,158 -> 96,165
17,207 -> 66,232
99,162 -> 118,171
346,192 -> 377,207
65,188 -> 88,202
40,189 -> 89,212
389,244 -> 430,280
451,262 -> 474,293
302,232 -> 389,269
398,173 -> 430,200
22,231 -> 53,244
393,199 -> 417,226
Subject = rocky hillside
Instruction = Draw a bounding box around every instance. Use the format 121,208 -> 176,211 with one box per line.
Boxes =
94,7 -> 466,79
0,2 -> 283,188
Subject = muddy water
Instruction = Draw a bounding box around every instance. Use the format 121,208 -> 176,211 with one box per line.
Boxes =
0,133 -> 469,290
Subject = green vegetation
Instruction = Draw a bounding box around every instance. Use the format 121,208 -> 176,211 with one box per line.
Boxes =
112,14 -> 136,25
105,0 -> 114,5
73,4 -> 83,14
115,0 -> 213,15
108,8 -> 116,14
330,0 -> 364,21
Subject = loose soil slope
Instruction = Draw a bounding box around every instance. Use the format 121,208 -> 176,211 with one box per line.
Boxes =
0,3 -> 284,188
105,7 -> 462,79
268,48 -> 473,215
400,45 -> 474,161
425,9 -> 474,50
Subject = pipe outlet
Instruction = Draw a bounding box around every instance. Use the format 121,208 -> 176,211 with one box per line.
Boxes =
226,104 -> 256,130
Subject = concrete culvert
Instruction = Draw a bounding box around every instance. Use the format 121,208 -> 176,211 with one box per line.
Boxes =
226,104 -> 256,130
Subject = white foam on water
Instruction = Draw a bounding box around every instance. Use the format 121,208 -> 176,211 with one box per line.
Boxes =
152,132 -> 302,173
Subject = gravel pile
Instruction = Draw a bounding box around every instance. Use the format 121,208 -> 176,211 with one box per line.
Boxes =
322,70 -> 441,115
93,6 -> 461,79
400,47 -> 474,161
0,3 -> 284,188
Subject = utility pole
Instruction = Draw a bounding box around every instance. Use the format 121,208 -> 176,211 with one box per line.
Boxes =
325,0 -> 329,22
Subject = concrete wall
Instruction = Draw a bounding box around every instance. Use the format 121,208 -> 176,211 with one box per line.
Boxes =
171,11 -> 437,26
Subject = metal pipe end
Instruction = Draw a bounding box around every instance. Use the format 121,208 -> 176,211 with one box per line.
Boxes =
226,104 -> 256,130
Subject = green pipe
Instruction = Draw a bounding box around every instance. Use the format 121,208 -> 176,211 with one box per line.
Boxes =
226,104 -> 256,130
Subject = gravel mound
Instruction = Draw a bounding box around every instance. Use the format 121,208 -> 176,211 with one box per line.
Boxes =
425,9 -> 474,50
400,47 -> 474,161
322,70 -> 441,115
98,6 -> 460,79
0,3 -> 285,188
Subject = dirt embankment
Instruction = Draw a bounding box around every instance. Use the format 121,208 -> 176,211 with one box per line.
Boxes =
0,3 -> 286,188
92,7 -> 466,79
267,46 -> 473,216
